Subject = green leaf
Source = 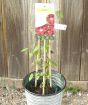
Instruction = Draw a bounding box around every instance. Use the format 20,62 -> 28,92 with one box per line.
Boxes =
29,45 -> 40,58
45,44 -> 49,53
33,45 -> 39,54
40,72 -> 45,76
40,42 -> 49,53
45,72 -> 51,79
21,48 -> 29,53
36,75 -> 40,80
35,72 -> 40,76
30,45 -> 40,57
46,75 -> 51,79
29,73 -> 34,81
35,73 -> 41,80
33,58 -> 41,65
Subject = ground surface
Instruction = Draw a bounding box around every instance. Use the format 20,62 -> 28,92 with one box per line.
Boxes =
0,87 -> 88,105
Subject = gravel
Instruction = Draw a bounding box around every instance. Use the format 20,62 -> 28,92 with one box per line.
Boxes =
0,87 -> 88,105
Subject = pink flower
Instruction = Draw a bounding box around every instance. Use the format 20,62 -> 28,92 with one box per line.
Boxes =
46,25 -> 54,36
42,24 -> 48,31
35,24 -> 47,35
35,27 -> 44,35
46,14 -> 54,25
47,29 -> 54,36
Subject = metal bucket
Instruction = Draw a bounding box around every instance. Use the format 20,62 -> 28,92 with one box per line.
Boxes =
23,70 -> 66,105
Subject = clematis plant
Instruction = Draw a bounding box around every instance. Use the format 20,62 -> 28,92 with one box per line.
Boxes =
21,11 -> 63,95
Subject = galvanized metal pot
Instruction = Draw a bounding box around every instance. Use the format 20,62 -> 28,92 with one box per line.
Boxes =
23,70 -> 66,105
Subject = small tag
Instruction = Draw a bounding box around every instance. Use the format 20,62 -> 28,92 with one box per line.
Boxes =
55,23 -> 67,30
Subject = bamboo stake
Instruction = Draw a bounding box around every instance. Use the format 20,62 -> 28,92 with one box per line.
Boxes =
35,39 -> 40,87
42,39 -> 46,95
42,0 -> 51,95
49,40 -> 52,87
42,0 -> 48,96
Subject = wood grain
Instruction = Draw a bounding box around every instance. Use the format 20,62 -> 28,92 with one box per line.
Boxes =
0,0 -> 8,77
0,0 -> 4,76
5,0 -> 29,78
61,0 -> 83,80
50,0 -> 61,72
80,0 -> 88,80
0,0 -> 88,81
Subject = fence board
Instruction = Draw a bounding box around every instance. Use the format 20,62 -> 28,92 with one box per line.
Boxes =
51,0 -> 61,72
28,0 -> 38,73
61,0 -> 83,80
80,0 -> 88,80
5,0 -> 29,78
0,0 -> 88,81
0,0 -> 4,76
0,0 -> 8,77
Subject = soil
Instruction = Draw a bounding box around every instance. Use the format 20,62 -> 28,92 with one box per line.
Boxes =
25,79 -> 61,95
0,86 -> 88,105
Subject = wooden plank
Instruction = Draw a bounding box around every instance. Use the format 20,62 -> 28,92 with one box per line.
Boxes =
0,0 -> 8,77
61,0 -> 83,80
0,0 -> 4,76
1,0 -> 8,77
27,0 -> 38,73
80,0 -> 88,80
5,0 -> 29,78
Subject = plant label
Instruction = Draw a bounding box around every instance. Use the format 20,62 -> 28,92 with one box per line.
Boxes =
35,3 -> 55,36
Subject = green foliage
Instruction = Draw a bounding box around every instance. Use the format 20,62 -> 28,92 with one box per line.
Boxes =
29,73 -> 34,81
65,86 -> 81,94
36,36 -> 54,40
35,72 -> 51,79
46,73 -> 51,79
40,42 -> 49,53
29,45 -> 40,59
35,73 -> 40,80
33,45 -> 39,54
45,43 -> 49,53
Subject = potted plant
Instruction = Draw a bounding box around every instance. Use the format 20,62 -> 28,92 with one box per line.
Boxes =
22,3 -> 66,105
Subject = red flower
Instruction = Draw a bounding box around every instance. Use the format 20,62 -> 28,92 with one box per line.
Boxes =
35,27 -> 44,35
42,24 -> 48,31
47,30 -> 54,35
35,24 -> 47,35
47,25 -> 54,30
46,14 -> 54,25
46,25 -> 54,36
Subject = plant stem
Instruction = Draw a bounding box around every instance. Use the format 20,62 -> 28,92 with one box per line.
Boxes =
35,39 -> 40,87
49,40 -> 52,87
42,39 -> 46,95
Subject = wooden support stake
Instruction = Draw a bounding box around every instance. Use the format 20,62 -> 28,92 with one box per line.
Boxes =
49,40 -> 52,87
42,0 -> 50,95
42,39 -> 46,95
35,39 -> 40,87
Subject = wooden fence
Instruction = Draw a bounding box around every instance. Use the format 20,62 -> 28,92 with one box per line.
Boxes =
0,0 -> 88,81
